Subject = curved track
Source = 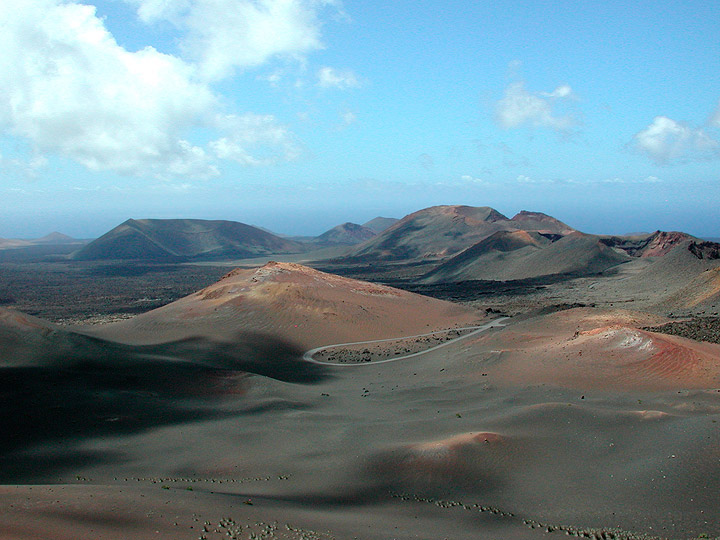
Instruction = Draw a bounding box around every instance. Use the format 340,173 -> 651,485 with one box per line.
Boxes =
303,317 -> 508,367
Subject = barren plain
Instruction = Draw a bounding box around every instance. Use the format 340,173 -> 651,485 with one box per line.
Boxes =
2,207 -> 720,540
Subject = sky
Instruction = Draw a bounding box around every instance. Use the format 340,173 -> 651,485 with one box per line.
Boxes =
1,0 -> 719,238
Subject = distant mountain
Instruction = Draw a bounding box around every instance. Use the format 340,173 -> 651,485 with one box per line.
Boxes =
0,232 -> 80,249
362,216 -> 399,234
0,238 -> 30,249
313,222 -> 377,246
34,232 -> 79,244
73,219 -> 306,261
424,231 -> 629,282
338,205 -> 576,262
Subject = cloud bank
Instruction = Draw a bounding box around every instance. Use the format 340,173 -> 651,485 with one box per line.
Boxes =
126,0 -> 332,81
632,116 -> 719,164
0,0 -> 337,178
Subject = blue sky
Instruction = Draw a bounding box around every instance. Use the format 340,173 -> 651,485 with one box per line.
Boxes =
1,0 -> 719,238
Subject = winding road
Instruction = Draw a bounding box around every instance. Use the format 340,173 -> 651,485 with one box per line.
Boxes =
303,317 -> 509,367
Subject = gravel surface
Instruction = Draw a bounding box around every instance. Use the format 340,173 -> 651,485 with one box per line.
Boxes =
643,317 -> 720,344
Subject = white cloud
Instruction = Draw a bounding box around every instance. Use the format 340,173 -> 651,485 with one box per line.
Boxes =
540,85 -> 574,99
317,66 -> 360,89
0,0 -> 218,178
126,0 -> 333,81
0,0 -> 319,179
495,82 -> 577,132
341,111 -> 357,126
711,99 -> 720,127
0,151 -> 48,180
460,175 -> 485,184
257,69 -> 284,86
632,116 -> 719,164
601,177 -> 662,184
209,113 -> 301,165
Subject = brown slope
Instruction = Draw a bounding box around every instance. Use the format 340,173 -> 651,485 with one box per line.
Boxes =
553,238 -> 720,316
0,307 -> 58,367
91,261 -> 482,349
423,231 -> 629,283
73,218 -> 306,261
654,262 -> 720,313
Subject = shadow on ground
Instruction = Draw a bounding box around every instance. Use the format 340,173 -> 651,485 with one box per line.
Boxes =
0,328 -> 329,482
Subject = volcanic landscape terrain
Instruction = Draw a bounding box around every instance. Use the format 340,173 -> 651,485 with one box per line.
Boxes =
2,205 -> 720,540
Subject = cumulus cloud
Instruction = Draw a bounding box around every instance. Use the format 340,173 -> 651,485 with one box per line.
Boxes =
317,66 -> 360,89
0,0 -> 221,178
496,82 -> 577,132
632,116 -> 719,164
0,0 -> 318,179
126,0 -> 333,81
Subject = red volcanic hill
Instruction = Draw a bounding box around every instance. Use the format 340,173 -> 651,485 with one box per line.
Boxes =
423,231 -> 630,282
600,230 -> 705,258
93,261 -> 481,349
338,205 -> 576,262
73,218 -> 305,261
